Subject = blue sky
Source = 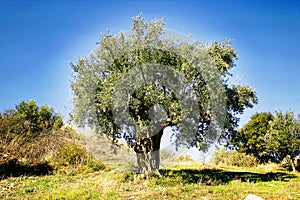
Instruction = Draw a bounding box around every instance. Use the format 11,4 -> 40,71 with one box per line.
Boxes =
0,0 -> 299,127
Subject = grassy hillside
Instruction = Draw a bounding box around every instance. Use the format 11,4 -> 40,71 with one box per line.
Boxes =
1,162 -> 299,200
1,105 -> 299,199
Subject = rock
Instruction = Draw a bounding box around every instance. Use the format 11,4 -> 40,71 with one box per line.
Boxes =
244,194 -> 264,200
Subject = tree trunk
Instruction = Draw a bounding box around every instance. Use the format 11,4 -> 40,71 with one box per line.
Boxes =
291,156 -> 296,172
134,128 -> 164,174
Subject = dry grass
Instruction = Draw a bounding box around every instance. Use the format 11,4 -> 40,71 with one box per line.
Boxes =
1,162 -> 299,200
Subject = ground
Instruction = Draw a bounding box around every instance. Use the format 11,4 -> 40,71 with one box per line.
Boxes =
0,162 -> 299,200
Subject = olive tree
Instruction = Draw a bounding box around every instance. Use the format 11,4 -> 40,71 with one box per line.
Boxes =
70,15 -> 257,173
232,112 -> 274,163
266,111 -> 300,172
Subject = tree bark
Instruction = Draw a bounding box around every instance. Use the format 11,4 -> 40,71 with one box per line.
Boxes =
291,156 -> 297,172
134,128 -> 164,174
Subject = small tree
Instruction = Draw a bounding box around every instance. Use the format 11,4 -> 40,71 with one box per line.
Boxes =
70,15 -> 257,173
266,111 -> 300,172
232,112 -> 274,163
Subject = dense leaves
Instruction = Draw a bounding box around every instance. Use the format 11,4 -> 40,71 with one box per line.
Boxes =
70,15 -> 257,172
233,112 -> 274,162
234,111 -> 300,172
266,111 -> 300,171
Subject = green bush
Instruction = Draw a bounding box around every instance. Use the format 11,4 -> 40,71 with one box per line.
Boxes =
0,100 -> 64,150
211,147 -> 258,167
60,143 -> 89,166
58,143 -> 106,173
87,159 -> 106,171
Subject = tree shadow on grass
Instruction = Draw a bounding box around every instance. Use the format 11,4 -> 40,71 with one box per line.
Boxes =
0,159 -> 53,180
159,168 -> 296,185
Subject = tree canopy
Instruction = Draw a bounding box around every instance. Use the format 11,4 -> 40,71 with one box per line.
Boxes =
266,111 -> 300,171
232,112 -> 274,162
70,15 -> 257,172
234,111 -> 300,172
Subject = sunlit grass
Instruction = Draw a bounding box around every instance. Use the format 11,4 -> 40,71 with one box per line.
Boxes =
1,163 -> 299,200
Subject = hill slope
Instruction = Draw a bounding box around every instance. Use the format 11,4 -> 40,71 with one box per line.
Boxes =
1,163 -> 299,200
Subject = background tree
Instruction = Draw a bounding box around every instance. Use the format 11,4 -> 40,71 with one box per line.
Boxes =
232,112 -> 274,163
0,100 -> 63,147
266,111 -> 300,172
70,15 -> 257,173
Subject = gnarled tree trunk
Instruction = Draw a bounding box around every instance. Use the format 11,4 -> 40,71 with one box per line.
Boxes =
134,128 -> 164,174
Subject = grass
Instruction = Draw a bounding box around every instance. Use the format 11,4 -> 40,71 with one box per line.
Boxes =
0,162 -> 299,200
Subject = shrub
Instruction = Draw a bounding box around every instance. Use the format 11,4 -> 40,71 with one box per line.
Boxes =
176,154 -> 195,162
0,101 -> 105,177
211,147 -> 258,167
87,159 -> 106,171
59,143 -> 89,166
57,142 -> 106,174
0,100 -> 66,160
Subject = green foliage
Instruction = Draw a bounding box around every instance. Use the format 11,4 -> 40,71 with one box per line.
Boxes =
233,112 -> 274,163
70,15 -> 257,174
266,111 -> 300,171
60,143 -> 89,166
0,100 -> 63,145
232,110 -> 300,172
70,14 -> 257,153
0,100 -> 65,163
87,159 -> 106,172
211,147 -> 258,167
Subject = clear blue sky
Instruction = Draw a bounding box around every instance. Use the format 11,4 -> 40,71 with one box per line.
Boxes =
0,0 -> 299,126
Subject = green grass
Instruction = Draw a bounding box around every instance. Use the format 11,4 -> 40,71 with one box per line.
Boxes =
0,163 -> 299,200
